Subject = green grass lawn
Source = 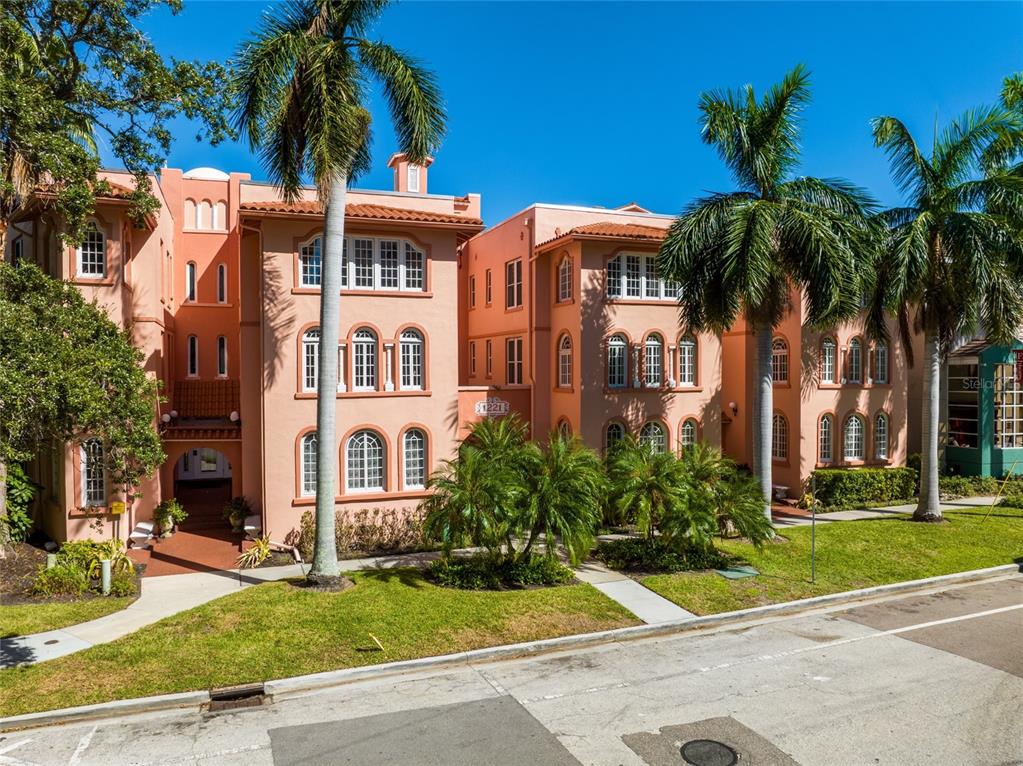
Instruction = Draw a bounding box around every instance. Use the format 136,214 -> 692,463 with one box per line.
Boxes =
1,597 -> 136,638
645,505 -> 1023,615
0,568 -> 637,717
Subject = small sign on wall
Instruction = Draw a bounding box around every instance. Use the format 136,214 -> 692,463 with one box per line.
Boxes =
474,397 -> 510,418
110,501 -> 126,516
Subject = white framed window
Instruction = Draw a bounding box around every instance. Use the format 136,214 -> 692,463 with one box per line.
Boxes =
353,328 -> 377,391
625,255 -> 641,297
557,419 -> 571,439
400,329 -> 424,390
485,339 -> 493,377
505,259 -> 523,308
678,335 -> 696,386
346,430 -> 384,492
848,338 -> 863,383
680,419 -> 698,450
77,221 -> 106,277
300,432 -> 317,496
407,164 -> 420,193
644,334 -> 663,387
607,334 -> 627,388
605,422 -> 626,452
80,439 -> 105,506
874,341 -> 889,384
639,421 -> 667,453
353,237 -> 374,288
506,336 -> 523,384
379,239 -> 400,289
772,413 -> 788,460
404,242 -> 424,290
217,264 -> 227,303
469,274 -> 477,309
185,262 -> 197,302
995,363 -> 1023,448
819,414 -> 833,463
302,328 -> 320,392
821,337 -> 837,384
771,338 -> 788,383
557,257 -> 572,302
606,256 -> 622,297
874,413 -> 889,460
299,237 -> 322,287
469,341 -> 477,376
844,415 -> 865,461
558,334 -> 572,388
187,335 -> 198,377
403,428 -> 426,489
485,269 -> 492,304
606,253 -> 678,301
217,335 -> 227,377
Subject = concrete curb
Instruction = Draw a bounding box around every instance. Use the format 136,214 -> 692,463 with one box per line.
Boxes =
3,562 -> 1018,731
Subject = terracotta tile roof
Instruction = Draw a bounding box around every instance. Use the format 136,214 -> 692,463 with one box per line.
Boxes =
37,181 -> 136,200
173,380 -> 240,418
537,221 -> 669,251
162,426 -> 241,441
240,200 -> 483,227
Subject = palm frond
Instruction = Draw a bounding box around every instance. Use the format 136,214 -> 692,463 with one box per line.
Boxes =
871,115 -> 934,202
934,106 -> 1021,188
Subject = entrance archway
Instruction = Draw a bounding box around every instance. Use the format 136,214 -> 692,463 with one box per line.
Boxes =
173,448 -> 233,530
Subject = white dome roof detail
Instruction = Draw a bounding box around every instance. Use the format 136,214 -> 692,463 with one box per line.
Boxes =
183,167 -> 230,181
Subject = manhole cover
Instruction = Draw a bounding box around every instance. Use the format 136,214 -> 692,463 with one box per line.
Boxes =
680,739 -> 738,766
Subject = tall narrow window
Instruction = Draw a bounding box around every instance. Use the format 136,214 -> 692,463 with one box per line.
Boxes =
77,222 -> 106,277
605,422 -> 625,452
819,414 -> 833,463
379,240 -> 400,289
400,329 -> 424,390
485,269 -> 492,304
198,200 -> 212,230
557,257 -> 572,302
469,275 -> 477,308
505,259 -> 523,308
606,256 -> 622,297
678,335 -> 696,386
506,336 -> 523,384
300,237 -> 321,287
848,338 -> 863,383
680,419 -> 698,450
300,432 -> 317,496
643,257 -> 660,299
607,334 -> 627,388
469,341 -> 477,376
874,413 -> 889,460
404,242 -> 424,290
772,413 -> 788,460
217,336 -> 227,377
346,430 -> 384,491
844,415 -> 865,461
341,239 -> 349,288
187,335 -> 198,377
214,201 -> 227,230
81,439 -> 105,506
485,339 -> 493,377
639,422 -> 667,453
185,262 -> 197,302
644,334 -> 663,387
557,419 -> 571,439
874,341 -> 889,384
217,264 -> 227,303
353,238 -> 373,288
407,164 -> 420,192
771,338 -> 788,383
353,328 -> 377,391
302,329 -> 320,392
625,255 -> 641,297
12,238 -> 24,267
558,334 -> 572,388
821,337 -> 837,384
403,429 -> 426,489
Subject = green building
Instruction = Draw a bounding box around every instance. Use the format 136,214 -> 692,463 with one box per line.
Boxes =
946,339 -> 1023,477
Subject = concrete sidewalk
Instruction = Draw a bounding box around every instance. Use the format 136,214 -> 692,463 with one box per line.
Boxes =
772,495 -> 1000,527
573,560 -> 694,623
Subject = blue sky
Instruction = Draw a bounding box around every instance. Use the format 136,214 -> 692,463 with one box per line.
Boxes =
127,1 -> 1023,225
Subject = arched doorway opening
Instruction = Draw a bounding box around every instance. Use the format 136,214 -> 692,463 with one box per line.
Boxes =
173,447 -> 233,530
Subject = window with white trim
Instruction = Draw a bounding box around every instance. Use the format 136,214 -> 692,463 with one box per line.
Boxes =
301,432 -> 317,496
772,413 -> 788,460
353,237 -> 373,288
81,439 -> 105,506
185,262 -> 197,301
217,336 -> 227,377
407,164 -> 420,193
187,335 -> 198,377
299,237 -> 322,287
77,222 -> 106,277
605,422 -> 625,452
558,334 -> 572,388
400,329 -> 424,390
848,338 -> 863,383
403,428 -> 426,489
557,419 -> 571,439
379,239 -> 399,289
300,236 -> 425,291
353,328 -> 377,391
844,415 -> 865,461
678,335 -> 696,386
404,242 -> 424,290
346,430 -> 384,492
644,334 -> 663,387
819,414 -> 833,463
607,334 -> 627,388
505,259 -> 522,308
821,337 -> 837,384
302,329 -> 320,392
557,257 -> 572,302
506,336 -> 523,384
606,253 -> 678,300
995,363 -> 1023,448
639,421 -> 667,453
874,341 -> 889,384
680,419 -> 698,449
771,338 -> 788,383
217,264 -> 227,303
874,413 -> 889,459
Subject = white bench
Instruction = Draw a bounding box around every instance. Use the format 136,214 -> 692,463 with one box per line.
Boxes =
243,514 -> 262,540
128,521 -> 155,549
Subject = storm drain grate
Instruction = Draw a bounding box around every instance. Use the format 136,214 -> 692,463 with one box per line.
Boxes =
207,682 -> 267,712
680,739 -> 739,766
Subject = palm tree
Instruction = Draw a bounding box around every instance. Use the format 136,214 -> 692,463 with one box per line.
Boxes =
232,0 -> 445,581
606,438 -> 689,539
870,108 -> 1023,521
658,65 -> 875,519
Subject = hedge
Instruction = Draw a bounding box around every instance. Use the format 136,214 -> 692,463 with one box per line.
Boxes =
939,475 -> 1023,500
810,467 -> 918,510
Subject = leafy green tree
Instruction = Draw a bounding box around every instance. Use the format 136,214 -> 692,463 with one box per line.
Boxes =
870,106 -> 1023,521
0,264 -> 164,541
0,0 -> 232,248
232,0 -> 445,582
606,437 -> 689,539
658,65 -> 875,519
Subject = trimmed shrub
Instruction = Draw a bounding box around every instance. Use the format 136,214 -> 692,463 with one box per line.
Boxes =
31,564 -> 89,597
595,538 -> 729,573
939,475 -> 1023,500
1000,495 -> 1023,508
108,571 -> 138,597
427,554 -> 574,590
810,467 -> 918,510
291,507 -> 429,560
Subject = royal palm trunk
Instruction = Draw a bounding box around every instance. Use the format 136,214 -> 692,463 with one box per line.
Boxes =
753,326 -> 774,520
915,330 -> 943,521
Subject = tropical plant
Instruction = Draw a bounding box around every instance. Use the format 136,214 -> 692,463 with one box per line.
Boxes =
869,104 -> 1023,521
1,462 -> 36,543
154,498 -> 187,534
56,539 -> 133,578
605,437 -> 689,539
232,0 -> 445,582
237,534 -> 272,569
222,496 -> 252,531
658,64 -> 876,519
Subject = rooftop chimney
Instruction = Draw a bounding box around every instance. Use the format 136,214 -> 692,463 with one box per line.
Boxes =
387,152 -> 433,194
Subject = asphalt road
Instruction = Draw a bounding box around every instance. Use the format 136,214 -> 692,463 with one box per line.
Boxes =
2,576 -> 1021,766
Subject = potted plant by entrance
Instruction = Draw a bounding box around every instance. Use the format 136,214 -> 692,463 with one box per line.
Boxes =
155,498 -> 187,537
223,496 -> 252,534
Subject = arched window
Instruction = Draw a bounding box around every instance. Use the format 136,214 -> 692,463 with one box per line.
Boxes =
299,237 -> 322,287
557,419 -> 571,439
81,439 -> 105,506
639,421 -> 667,453
217,335 -> 227,377
557,256 -> 572,302
346,430 -> 385,491
558,334 -> 572,388
771,338 -> 788,383
874,413 -> 889,460
821,337 -> 837,384
644,334 -> 663,387
77,221 -> 106,277
844,415 -> 865,461
187,335 -> 198,377
874,341 -> 889,384
213,201 -> 227,231
605,422 -> 625,452
352,328 -> 377,391
679,419 -> 698,450
302,328 -> 320,392
848,338 -> 863,383
217,264 -> 227,303
819,414 -> 833,463
184,199 -> 196,228
400,329 -> 424,390
185,261 -> 197,302
198,200 -> 212,230
403,428 -> 427,489
678,335 -> 697,386
300,432 -> 317,496
607,334 -> 627,388
772,413 -> 788,460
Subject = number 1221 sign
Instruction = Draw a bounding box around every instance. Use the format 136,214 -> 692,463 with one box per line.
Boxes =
474,398 -> 510,418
